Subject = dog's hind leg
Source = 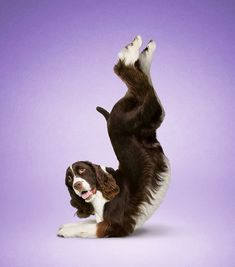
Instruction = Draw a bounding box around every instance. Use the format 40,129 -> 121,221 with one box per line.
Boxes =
137,40 -> 165,123
114,35 -> 150,95
137,40 -> 156,86
97,36 -> 143,123
114,36 -> 165,129
118,35 -> 142,66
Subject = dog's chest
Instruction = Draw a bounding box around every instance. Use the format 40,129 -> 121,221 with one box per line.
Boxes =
91,191 -> 108,223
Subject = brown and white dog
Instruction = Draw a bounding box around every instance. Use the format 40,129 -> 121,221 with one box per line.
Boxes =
58,36 -> 170,238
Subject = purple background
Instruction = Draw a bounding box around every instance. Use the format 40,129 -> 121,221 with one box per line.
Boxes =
0,0 -> 234,266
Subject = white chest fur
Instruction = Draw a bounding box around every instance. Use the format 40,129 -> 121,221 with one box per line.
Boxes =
90,190 -> 109,223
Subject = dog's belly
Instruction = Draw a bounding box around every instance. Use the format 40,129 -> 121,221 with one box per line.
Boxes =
134,155 -> 170,229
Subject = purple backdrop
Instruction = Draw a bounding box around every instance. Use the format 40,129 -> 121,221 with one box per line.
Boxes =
0,0 -> 234,266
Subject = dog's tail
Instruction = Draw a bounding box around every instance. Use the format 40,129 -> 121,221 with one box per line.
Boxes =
96,106 -> 110,121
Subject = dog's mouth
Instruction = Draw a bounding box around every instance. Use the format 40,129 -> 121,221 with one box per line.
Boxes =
81,188 -> 97,200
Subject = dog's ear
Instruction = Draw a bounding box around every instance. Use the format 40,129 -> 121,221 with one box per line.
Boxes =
93,165 -> 120,200
65,178 -> 94,218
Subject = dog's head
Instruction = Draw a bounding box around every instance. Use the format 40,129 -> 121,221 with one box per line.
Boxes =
65,161 -> 119,218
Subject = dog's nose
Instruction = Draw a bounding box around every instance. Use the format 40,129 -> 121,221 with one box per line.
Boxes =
74,181 -> 83,190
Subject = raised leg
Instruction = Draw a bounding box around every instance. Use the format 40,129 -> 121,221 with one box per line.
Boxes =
97,36 -> 165,129
137,40 -> 156,85
138,40 -> 165,123
118,35 -> 142,66
114,35 -> 148,93
114,36 -> 165,129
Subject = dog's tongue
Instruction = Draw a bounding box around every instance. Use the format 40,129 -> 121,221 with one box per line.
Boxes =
82,190 -> 93,200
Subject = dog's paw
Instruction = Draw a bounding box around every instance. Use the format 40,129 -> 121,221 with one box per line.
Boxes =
58,222 -> 79,230
59,219 -> 96,230
57,221 -> 97,238
141,40 -> 156,57
138,40 -> 156,71
118,35 -> 142,66
57,226 -> 77,238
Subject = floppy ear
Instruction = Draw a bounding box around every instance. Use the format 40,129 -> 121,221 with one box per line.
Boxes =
93,165 -> 120,200
66,181 -> 94,218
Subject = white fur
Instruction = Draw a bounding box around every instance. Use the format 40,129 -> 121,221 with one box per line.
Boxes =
60,219 -> 95,229
58,159 -> 170,237
138,40 -> 165,122
139,40 -> 156,85
100,165 -> 107,173
118,37 -> 165,122
73,174 -> 109,218
58,180 -> 108,237
134,156 -> 170,229
72,176 -> 96,202
118,35 -> 142,65
90,190 -> 108,223
58,36 -> 169,238
58,220 -> 97,238
70,165 -> 95,202
70,165 -> 76,176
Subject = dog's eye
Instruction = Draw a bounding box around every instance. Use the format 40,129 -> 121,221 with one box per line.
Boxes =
78,168 -> 86,174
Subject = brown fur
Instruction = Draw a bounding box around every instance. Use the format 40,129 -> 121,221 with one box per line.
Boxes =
93,165 -> 120,200
66,180 -> 94,218
65,58 -> 169,237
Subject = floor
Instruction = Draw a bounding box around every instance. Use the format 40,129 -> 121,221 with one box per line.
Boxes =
1,214 -> 233,267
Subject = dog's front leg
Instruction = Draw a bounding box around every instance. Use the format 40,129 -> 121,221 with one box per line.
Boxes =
57,220 -> 97,238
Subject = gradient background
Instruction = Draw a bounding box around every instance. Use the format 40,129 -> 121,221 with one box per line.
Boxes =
0,0 -> 234,266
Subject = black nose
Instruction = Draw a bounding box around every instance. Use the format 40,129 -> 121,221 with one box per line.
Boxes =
74,181 -> 83,190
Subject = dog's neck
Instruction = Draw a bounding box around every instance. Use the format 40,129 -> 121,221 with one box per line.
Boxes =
90,190 -> 109,223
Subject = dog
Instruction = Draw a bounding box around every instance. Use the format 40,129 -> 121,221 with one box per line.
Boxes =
58,35 -> 170,238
